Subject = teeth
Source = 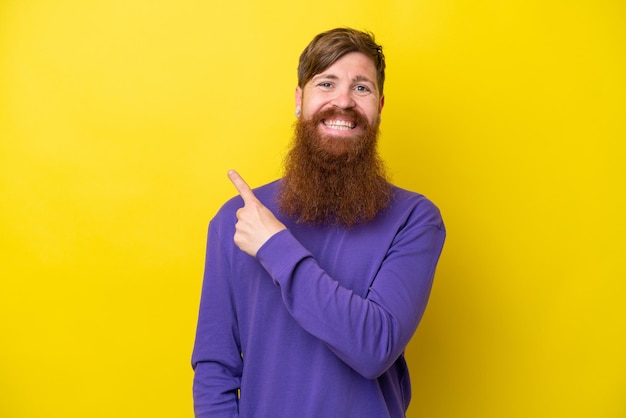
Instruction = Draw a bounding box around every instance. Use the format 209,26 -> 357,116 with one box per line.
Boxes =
323,120 -> 355,130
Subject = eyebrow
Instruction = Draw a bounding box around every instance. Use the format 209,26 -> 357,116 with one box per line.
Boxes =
353,75 -> 375,85
312,73 -> 376,86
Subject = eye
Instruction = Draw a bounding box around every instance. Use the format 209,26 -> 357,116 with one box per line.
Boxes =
355,85 -> 371,93
317,82 -> 333,89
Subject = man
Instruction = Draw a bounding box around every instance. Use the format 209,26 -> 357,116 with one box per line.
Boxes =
192,28 -> 445,417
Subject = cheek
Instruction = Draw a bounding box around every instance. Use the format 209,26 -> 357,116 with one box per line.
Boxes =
302,100 -> 326,118
364,104 -> 381,123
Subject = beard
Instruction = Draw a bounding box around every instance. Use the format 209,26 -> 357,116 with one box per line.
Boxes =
278,107 -> 392,227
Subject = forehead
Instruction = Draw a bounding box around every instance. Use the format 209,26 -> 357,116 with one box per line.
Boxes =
310,52 -> 378,84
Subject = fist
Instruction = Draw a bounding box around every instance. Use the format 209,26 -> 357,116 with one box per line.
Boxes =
228,170 -> 286,257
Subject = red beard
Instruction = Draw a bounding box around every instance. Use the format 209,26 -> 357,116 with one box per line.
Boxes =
278,108 -> 391,227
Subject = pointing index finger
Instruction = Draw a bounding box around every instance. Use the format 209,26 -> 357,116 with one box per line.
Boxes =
228,170 -> 256,204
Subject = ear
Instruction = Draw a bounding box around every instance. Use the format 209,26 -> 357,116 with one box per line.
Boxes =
378,94 -> 385,114
295,87 -> 303,113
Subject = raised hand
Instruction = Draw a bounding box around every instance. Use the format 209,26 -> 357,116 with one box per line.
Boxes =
228,170 -> 287,257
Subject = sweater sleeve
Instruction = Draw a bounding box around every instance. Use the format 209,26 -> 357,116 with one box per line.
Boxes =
256,208 -> 445,380
191,224 -> 242,418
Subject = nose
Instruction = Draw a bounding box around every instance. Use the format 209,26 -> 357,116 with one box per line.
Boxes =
331,88 -> 356,109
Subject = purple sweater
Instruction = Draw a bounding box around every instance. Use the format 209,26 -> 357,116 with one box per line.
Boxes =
192,180 -> 445,417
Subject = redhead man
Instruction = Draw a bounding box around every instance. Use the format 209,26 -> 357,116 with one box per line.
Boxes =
192,28 -> 445,418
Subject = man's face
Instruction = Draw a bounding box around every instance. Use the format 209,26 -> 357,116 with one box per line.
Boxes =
295,52 -> 384,153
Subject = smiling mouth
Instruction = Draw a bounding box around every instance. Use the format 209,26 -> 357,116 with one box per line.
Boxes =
322,119 -> 356,131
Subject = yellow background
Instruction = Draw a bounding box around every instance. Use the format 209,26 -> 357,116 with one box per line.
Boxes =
1,0 -> 624,417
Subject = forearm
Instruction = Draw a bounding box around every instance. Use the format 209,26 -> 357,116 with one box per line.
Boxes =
278,257 -> 407,379
256,226 -> 445,379
192,224 -> 242,416
193,362 -> 240,418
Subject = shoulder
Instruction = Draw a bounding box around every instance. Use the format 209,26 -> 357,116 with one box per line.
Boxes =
387,185 -> 445,230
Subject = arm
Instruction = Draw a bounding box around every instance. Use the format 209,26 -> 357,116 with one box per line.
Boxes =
226,170 -> 445,379
256,213 -> 445,379
191,224 -> 242,418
